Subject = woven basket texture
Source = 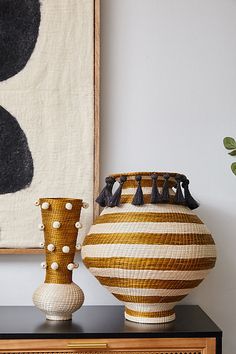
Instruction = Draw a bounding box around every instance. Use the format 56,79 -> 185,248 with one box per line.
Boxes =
33,198 -> 84,320
82,173 -> 216,323
33,282 -> 84,320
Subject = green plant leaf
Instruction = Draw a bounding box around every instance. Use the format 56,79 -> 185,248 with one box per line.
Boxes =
228,149 -> 236,156
223,137 -> 236,150
231,162 -> 236,176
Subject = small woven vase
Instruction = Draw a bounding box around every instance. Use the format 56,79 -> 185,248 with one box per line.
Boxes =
82,172 -> 217,324
33,198 -> 85,321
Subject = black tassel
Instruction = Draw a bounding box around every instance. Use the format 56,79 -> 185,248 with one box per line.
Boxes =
173,174 -> 185,204
109,175 -> 127,207
161,174 -> 170,202
95,176 -> 115,207
151,173 -> 161,204
132,175 -> 144,205
181,177 -> 199,210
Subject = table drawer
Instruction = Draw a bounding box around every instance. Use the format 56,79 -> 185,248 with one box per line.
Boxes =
0,338 -> 216,354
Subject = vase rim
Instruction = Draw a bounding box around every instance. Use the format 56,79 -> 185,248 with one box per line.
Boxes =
110,171 -> 185,179
97,172 -> 199,210
39,197 -> 83,203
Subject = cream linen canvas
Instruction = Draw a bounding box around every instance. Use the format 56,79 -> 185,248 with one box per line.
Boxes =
0,0 -> 94,248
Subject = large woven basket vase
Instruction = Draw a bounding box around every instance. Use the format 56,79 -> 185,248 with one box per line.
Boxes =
33,198 -> 86,321
82,172 -> 217,324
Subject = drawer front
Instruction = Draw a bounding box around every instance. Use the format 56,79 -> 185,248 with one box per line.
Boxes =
0,351 -> 202,354
0,338 -> 216,354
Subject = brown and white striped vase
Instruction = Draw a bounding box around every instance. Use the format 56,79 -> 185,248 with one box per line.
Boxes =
81,172 -> 217,324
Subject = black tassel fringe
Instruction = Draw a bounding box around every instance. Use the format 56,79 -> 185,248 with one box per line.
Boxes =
96,173 -> 200,210
173,174 -> 185,204
132,175 -> 144,205
151,173 -> 161,204
182,177 -> 199,210
161,174 -> 170,202
109,175 -> 127,207
95,176 -> 115,207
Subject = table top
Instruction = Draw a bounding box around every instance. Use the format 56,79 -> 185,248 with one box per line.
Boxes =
0,305 -> 222,340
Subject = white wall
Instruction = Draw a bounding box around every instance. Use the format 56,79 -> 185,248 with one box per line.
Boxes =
0,0 -> 235,353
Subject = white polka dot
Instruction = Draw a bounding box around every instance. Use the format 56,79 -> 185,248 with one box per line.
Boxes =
76,243 -> 82,251
82,202 -> 89,209
67,263 -> 74,271
75,221 -> 82,229
42,202 -> 50,210
62,246 -> 70,253
47,244 -> 55,252
65,202 -> 73,210
51,262 -> 59,270
38,224 -> 45,231
41,262 -> 47,269
52,221 -> 61,229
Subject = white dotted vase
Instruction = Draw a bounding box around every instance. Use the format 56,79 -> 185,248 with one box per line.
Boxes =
33,198 -> 85,321
82,172 -> 217,324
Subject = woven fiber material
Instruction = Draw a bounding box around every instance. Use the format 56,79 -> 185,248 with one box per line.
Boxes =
119,174 -> 176,205
33,198 -> 85,321
40,198 -> 83,284
123,178 -> 177,189
97,172 -> 200,210
94,212 -> 203,224
111,171 -> 179,179
125,310 -> 176,324
82,171 -> 216,323
125,307 -> 176,324
33,282 -> 84,320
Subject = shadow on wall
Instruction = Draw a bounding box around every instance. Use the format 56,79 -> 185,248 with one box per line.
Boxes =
183,203 -> 236,353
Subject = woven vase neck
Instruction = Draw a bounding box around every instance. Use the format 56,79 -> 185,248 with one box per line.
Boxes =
39,197 -> 83,284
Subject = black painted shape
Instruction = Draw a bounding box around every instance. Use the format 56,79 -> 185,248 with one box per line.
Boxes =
0,0 -> 41,81
0,106 -> 34,194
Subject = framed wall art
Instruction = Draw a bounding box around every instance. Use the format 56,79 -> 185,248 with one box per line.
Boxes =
0,0 -> 100,253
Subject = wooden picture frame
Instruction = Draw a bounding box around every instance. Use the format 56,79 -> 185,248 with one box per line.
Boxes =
0,0 -> 100,255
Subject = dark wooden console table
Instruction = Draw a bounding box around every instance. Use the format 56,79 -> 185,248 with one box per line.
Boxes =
0,305 -> 222,353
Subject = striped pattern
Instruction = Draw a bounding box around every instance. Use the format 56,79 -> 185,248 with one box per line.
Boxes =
123,179 -> 176,189
87,267 -> 211,280
83,233 -> 214,246
88,222 -> 211,235
105,286 -> 194,296
115,294 -> 186,303
122,187 -> 174,196
125,311 -> 175,323
97,276 -> 203,289
120,194 -> 180,204
82,244 -> 216,259
125,307 -> 175,318
125,302 -> 177,311
119,181 -> 177,204
95,212 -> 203,224
82,199 -> 216,324
103,204 -> 194,215
83,257 -> 216,271
124,301 -> 177,323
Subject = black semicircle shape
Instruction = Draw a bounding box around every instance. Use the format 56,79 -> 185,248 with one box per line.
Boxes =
0,106 -> 34,194
0,0 -> 41,81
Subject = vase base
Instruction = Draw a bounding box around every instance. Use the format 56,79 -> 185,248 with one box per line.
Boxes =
46,314 -> 72,321
33,282 -> 84,321
125,307 -> 176,324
